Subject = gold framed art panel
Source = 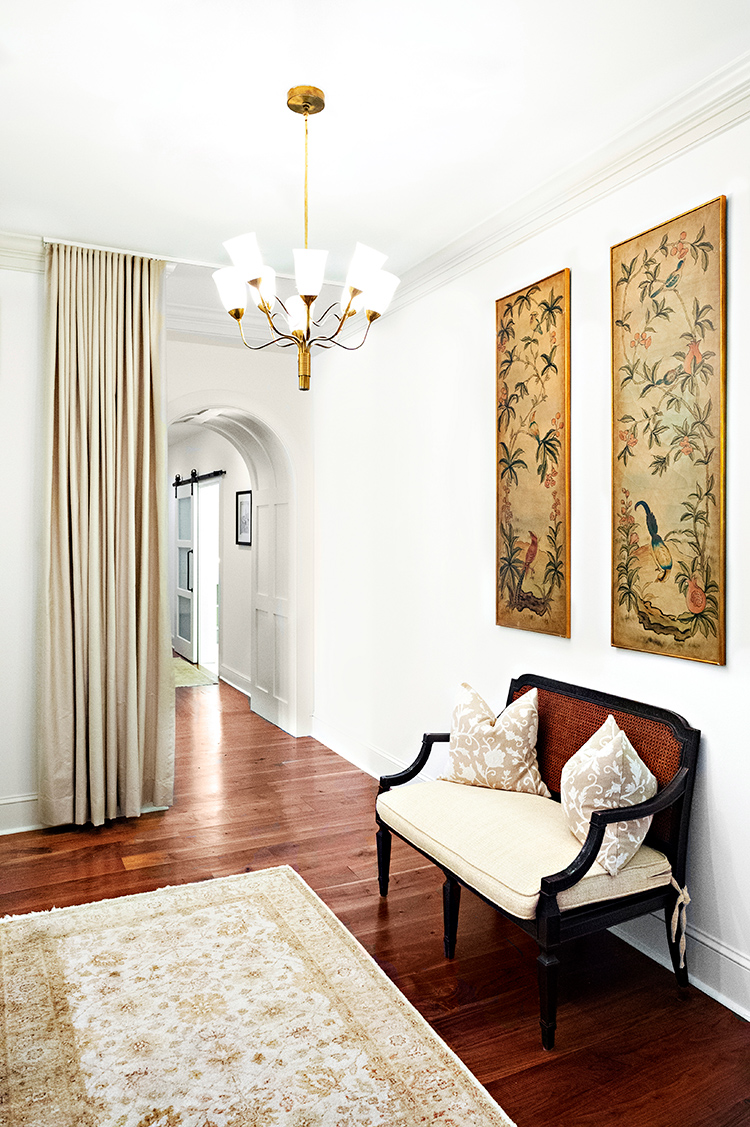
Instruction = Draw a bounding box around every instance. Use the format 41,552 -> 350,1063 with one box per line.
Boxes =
611,197 -> 726,664
496,268 -> 570,637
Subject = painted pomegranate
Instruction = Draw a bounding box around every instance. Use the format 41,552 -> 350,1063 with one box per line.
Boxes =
686,577 -> 707,614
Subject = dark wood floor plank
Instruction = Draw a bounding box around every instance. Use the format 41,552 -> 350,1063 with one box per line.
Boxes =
1,679 -> 748,1127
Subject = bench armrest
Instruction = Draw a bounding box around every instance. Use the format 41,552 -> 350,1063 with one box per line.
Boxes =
541,767 -> 689,896
378,732 -> 450,794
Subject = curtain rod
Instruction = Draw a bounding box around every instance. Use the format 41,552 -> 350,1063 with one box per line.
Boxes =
43,236 -> 224,270
41,236 -> 314,283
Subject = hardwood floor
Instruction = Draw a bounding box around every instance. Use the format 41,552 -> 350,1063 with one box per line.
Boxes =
2,680 -> 748,1126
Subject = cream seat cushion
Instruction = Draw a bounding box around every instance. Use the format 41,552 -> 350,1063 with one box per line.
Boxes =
376,781 -> 671,921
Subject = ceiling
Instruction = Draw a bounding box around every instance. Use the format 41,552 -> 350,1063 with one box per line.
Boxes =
1,0 -> 748,289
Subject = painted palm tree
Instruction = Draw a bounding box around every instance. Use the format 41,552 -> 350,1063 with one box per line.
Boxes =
635,500 -> 672,582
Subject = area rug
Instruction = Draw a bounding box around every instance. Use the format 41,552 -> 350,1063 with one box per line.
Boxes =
173,655 -> 218,687
0,866 -> 515,1127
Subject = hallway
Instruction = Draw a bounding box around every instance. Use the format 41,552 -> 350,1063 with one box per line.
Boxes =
1,680 -> 748,1127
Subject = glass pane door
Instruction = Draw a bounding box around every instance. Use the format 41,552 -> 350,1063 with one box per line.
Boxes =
173,489 -> 197,661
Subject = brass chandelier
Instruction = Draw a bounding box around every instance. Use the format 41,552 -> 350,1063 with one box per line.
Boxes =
213,85 -> 399,390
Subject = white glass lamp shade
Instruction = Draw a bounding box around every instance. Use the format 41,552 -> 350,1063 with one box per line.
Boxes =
223,233 -> 264,282
345,243 -> 388,293
294,249 -> 328,298
213,267 -> 247,314
364,270 -> 400,315
285,294 -> 310,333
249,267 -> 277,309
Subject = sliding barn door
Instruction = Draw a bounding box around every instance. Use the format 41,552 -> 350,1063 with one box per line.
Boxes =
173,487 -> 197,662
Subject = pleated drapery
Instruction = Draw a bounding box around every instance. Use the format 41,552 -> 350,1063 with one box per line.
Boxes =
38,243 -> 175,827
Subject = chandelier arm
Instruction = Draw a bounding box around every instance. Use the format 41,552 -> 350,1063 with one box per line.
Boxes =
238,335 -> 293,353
255,301 -> 301,347
237,318 -> 298,351
310,288 -> 362,343
312,303 -> 343,325
269,311 -> 293,332
312,321 -> 374,352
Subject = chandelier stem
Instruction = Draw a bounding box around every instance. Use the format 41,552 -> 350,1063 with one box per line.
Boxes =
298,345 -> 311,390
304,112 -> 309,250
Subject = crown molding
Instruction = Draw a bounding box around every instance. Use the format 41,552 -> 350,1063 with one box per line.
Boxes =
166,301 -> 288,349
390,51 -> 750,315
0,232 -> 44,272
167,301 -> 245,341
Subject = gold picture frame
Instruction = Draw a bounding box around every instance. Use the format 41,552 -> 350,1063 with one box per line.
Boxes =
496,268 -> 570,637
611,197 -> 726,664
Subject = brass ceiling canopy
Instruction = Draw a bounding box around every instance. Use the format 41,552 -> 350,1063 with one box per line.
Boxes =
286,86 -> 325,116
213,86 -> 399,390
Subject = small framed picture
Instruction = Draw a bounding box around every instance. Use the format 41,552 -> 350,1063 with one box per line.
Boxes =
236,490 -> 252,546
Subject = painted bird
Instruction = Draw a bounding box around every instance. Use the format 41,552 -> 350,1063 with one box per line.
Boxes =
650,257 -> 684,298
523,532 -> 538,578
635,501 -> 672,582
514,532 -> 538,608
664,258 -> 685,288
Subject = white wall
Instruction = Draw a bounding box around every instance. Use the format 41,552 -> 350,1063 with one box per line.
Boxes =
311,119 -> 750,1018
0,266 -> 43,831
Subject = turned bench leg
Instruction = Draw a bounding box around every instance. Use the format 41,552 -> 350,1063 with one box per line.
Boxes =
376,824 -> 392,897
443,876 -> 461,959
537,948 -> 560,1050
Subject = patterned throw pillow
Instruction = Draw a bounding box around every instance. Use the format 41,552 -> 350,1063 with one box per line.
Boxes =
560,714 -> 658,876
439,684 -> 551,797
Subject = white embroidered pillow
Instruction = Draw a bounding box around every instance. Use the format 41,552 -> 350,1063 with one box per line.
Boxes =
561,714 -> 658,876
439,684 -> 550,797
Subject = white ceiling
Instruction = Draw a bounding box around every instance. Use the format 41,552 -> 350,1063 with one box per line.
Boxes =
1,0 -> 749,288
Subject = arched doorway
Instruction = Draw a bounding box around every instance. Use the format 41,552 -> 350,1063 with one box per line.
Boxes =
167,398 -> 313,738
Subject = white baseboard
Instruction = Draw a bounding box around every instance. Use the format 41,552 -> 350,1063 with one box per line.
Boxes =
220,664 -> 307,738
611,914 -> 750,1022
0,792 -> 41,835
311,716 -> 404,781
218,664 -> 252,698
0,794 -> 171,835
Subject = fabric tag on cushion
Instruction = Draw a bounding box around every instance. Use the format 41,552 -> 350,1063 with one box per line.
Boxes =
560,714 -> 657,876
439,684 -> 550,797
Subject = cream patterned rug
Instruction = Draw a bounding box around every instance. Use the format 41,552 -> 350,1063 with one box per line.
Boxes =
0,866 -> 515,1127
173,655 -> 218,687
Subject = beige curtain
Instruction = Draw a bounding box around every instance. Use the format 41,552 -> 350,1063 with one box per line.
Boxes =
37,243 -> 174,826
